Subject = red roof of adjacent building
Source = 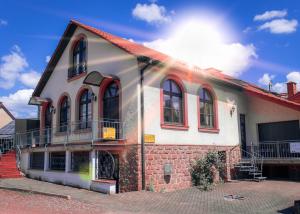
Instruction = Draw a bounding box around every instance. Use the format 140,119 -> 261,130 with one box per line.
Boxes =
33,20 -> 300,111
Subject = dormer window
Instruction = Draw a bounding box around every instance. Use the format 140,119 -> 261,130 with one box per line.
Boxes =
68,37 -> 87,79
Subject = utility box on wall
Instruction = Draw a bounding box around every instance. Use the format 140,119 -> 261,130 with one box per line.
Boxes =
164,163 -> 172,176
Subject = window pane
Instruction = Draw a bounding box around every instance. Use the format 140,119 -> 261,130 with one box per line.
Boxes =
49,152 -> 65,171
30,152 -> 44,170
199,88 -> 215,128
163,80 -> 171,92
164,108 -> 172,123
164,94 -> 171,108
171,81 -> 181,94
71,151 -> 89,173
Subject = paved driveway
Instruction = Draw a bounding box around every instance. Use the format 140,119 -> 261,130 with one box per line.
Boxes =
0,178 -> 299,214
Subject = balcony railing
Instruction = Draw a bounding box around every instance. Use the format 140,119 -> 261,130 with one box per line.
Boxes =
248,141 -> 300,159
15,120 -> 125,148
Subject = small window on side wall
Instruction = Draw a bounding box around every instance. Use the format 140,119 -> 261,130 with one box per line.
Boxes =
199,87 -> 215,128
68,37 -> 87,79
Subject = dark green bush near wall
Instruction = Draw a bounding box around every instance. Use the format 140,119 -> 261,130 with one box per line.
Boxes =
190,151 -> 225,191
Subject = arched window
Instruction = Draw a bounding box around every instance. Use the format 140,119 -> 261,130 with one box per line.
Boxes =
59,96 -> 70,132
69,37 -> 87,78
103,82 -> 119,120
199,88 -> 215,128
163,79 -> 183,124
78,89 -> 92,129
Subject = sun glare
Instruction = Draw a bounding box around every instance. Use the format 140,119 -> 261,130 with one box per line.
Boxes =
144,14 -> 256,76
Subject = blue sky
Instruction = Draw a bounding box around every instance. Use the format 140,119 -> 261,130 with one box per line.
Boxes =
0,0 -> 299,117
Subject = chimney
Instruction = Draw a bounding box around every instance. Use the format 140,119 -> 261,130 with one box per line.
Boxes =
287,81 -> 297,99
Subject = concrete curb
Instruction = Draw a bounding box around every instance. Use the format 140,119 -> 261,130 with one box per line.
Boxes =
0,186 -> 71,200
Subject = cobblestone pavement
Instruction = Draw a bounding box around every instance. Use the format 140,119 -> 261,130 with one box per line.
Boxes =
0,178 -> 299,214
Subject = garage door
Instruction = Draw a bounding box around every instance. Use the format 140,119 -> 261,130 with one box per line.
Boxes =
258,120 -> 300,142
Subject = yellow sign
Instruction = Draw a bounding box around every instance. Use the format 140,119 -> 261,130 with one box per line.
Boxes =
103,127 -> 116,140
144,134 -> 155,143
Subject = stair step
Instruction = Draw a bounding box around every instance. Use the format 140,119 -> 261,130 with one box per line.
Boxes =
254,176 -> 267,181
0,175 -> 22,179
250,172 -> 262,175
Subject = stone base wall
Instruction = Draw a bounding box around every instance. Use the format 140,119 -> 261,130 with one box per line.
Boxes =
118,145 -> 141,193
144,144 -> 241,192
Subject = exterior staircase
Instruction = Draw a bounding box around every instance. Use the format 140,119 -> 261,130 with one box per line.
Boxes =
235,149 -> 267,182
0,150 -> 21,179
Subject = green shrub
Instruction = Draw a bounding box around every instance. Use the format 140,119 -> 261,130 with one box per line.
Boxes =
190,151 -> 225,191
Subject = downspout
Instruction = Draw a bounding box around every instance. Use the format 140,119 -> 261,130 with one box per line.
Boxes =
138,56 -> 154,190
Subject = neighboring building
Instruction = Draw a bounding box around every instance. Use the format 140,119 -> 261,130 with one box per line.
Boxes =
16,20 -> 300,193
0,102 -> 14,129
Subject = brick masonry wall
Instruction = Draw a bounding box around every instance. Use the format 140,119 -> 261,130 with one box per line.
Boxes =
144,144 -> 241,192
118,145 -> 142,193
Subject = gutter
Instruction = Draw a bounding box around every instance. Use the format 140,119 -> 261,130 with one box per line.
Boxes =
138,56 -> 155,190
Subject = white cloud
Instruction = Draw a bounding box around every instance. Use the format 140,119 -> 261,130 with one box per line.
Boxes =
143,20 -> 257,77
20,70 -> 41,88
258,73 -> 275,86
0,89 -> 37,118
254,10 -> 287,21
258,19 -> 298,34
268,71 -> 300,93
0,45 -> 28,89
272,82 -> 286,93
45,55 -> 51,63
0,45 -> 41,89
286,71 -> 300,84
132,3 -> 171,24
0,19 -> 8,26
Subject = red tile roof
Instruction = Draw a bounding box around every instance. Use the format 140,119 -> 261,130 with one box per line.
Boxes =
33,20 -> 300,111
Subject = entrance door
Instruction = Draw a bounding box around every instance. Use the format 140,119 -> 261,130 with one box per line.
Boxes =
97,151 -> 120,193
240,114 -> 247,155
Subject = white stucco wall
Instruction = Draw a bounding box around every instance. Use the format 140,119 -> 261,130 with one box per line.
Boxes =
143,69 -> 248,146
40,27 -> 140,144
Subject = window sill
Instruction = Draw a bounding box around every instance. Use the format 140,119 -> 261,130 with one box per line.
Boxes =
161,124 -> 189,131
198,128 -> 220,133
67,72 -> 87,82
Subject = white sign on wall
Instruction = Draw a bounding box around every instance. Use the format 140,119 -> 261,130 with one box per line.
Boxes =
290,143 -> 300,153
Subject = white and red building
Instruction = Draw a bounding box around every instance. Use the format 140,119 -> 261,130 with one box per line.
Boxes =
17,20 -> 300,193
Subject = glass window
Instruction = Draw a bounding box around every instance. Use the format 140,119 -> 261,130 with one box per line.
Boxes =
79,89 -> 92,129
163,79 -> 183,124
69,38 -> 86,78
103,82 -> 119,120
199,88 -> 215,128
71,151 -> 90,173
30,152 -> 44,170
59,97 -> 70,132
49,152 -> 65,171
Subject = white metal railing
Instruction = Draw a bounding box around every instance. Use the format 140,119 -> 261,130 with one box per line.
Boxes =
248,141 -> 300,159
15,120 -> 125,148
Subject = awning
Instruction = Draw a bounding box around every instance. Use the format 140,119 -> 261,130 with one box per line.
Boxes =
83,71 -> 118,87
29,97 -> 50,105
